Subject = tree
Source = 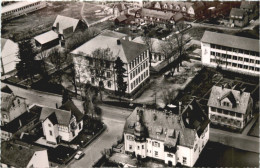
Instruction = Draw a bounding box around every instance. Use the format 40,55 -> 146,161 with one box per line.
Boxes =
62,89 -> 71,105
49,48 -> 70,85
141,36 -> 154,67
37,49 -> 48,75
174,23 -> 187,70
162,88 -> 178,106
91,48 -> 113,101
16,40 -> 39,83
114,56 -> 127,101
64,65 -> 78,96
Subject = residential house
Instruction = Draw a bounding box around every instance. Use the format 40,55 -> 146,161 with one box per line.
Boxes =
201,31 -> 260,76
132,36 -> 167,62
1,1 -> 47,20
1,141 -> 49,168
208,85 -> 253,130
1,85 -> 27,126
1,110 -> 40,141
39,101 -> 84,144
229,8 -> 249,27
71,30 -> 149,97
115,14 -> 128,25
52,15 -> 87,46
34,30 -> 60,50
124,100 -> 210,167
1,38 -> 19,75
240,1 -> 259,20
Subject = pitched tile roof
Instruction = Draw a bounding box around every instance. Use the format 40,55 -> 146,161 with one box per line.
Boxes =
53,15 -> 80,34
132,36 -> 167,53
201,31 -> 259,52
208,85 -> 252,114
230,8 -> 246,19
141,8 -> 174,20
34,30 -> 59,45
240,1 -> 257,10
1,141 -> 45,167
39,106 -> 72,126
1,85 -> 13,94
124,100 -> 209,148
71,33 -> 147,63
100,29 -> 127,38
1,111 -> 39,133
59,100 -> 84,122
1,38 -> 8,51
115,14 -> 128,22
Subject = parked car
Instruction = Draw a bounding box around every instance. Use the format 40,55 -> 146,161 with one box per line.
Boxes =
74,151 -> 85,160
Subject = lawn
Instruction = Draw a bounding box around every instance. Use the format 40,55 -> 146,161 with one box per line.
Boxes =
1,2 -> 83,42
248,118 -> 259,138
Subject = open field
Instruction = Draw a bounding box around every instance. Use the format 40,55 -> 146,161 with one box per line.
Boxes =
2,2 -> 83,42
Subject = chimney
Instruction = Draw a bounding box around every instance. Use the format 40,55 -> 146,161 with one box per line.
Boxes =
179,102 -> 182,115
19,119 -> 22,128
221,84 -> 224,89
117,39 -> 121,45
56,22 -> 59,31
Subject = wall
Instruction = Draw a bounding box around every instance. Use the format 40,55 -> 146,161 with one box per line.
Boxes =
27,150 -> 49,168
201,42 -> 211,65
124,133 -> 135,153
9,97 -> 27,122
42,119 -> 58,144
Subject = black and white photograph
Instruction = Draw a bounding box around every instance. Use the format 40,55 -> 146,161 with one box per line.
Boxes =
0,0 -> 259,167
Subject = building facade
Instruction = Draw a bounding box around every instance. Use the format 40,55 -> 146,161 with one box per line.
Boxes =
1,1 -> 47,20
124,100 -> 210,167
208,85 -> 253,130
39,102 -> 84,145
229,8 -> 249,27
71,30 -> 149,96
201,31 -> 260,76
1,86 -> 27,126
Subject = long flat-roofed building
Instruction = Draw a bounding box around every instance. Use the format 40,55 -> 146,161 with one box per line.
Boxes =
1,1 -> 47,21
201,31 -> 260,76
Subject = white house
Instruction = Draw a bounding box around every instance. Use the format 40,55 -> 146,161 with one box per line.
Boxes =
1,141 -> 49,168
1,38 -> 19,75
71,30 -> 149,97
1,85 -> 27,126
123,100 -> 210,167
39,100 -> 84,144
201,31 -> 260,76
208,85 -> 253,130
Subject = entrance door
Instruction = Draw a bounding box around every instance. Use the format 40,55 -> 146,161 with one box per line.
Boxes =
168,161 -> 173,167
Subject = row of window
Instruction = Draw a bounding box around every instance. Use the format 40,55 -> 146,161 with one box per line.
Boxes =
210,44 -> 259,56
211,52 -> 260,63
211,115 -> 242,127
2,2 -> 42,16
210,59 -> 260,72
130,70 -> 149,90
129,51 -> 148,70
211,107 -> 242,118
130,60 -> 148,80
89,59 -> 111,69
90,69 -> 111,78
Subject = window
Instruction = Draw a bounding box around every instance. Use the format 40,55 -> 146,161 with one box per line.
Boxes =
79,123 -> 81,130
137,146 -> 140,150
211,44 -> 216,48
223,102 -> 230,107
107,72 -> 111,78
142,145 -> 144,149
48,124 -> 51,127
211,51 -> 215,56
217,108 -> 222,113
256,60 -> 260,64
243,65 -> 248,69
211,107 -> 216,112
49,130 -> 53,136
249,66 -> 254,71
153,141 -> 160,147
238,64 -> 243,68
91,77 -> 95,84
236,113 -> 242,118
232,63 -> 237,67
155,151 -> 158,157
106,61 -> 110,68
238,57 -> 243,61
233,56 -> 237,60
183,157 -> 187,164
89,59 -> 93,65
194,144 -> 198,152
255,67 -> 260,72
167,154 -> 173,158
244,58 -> 249,62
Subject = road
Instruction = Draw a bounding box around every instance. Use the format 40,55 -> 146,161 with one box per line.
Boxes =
2,82 -> 132,168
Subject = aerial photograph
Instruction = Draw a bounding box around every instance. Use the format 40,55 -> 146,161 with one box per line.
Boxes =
0,0 -> 259,167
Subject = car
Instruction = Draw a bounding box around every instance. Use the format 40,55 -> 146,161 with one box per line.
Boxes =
74,151 -> 85,160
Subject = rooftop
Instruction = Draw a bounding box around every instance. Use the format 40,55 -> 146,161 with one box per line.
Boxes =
53,15 -> 80,34
1,141 -> 45,167
1,1 -> 41,13
132,36 -> 167,53
59,100 -> 84,122
208,85 -> 252,114
124,100 -> 209,148
34,30 -> 59,45
71,33 -> 147,63
201,31 -> 259,52
1,111 -> 39,133
230,8 -> 246,19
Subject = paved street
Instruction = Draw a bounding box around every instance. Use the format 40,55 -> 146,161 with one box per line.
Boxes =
2,82 -> 131,168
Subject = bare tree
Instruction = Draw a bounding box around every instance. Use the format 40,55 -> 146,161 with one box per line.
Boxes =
49,48 -> 70,85
38,49 -> 48,75
141,36 -> 154,67
162,89 -> 178,105
174,23 -> 187,70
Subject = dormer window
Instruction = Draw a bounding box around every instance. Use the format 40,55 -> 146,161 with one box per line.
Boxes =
223,102 -> 230,107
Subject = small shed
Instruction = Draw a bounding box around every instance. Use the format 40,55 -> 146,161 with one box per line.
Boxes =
34,30 -> 59,50
115,14 -> 128,25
